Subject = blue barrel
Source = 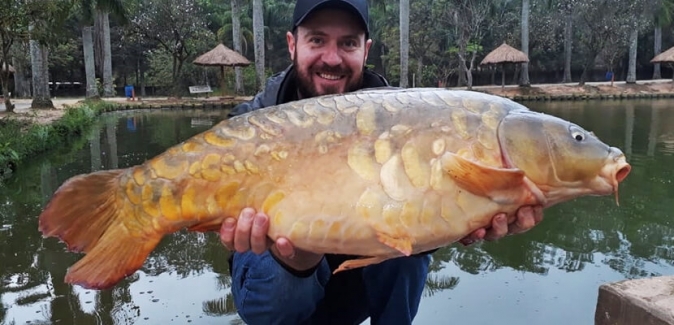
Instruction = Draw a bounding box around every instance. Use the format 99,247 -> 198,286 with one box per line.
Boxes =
124,85 -> 134,98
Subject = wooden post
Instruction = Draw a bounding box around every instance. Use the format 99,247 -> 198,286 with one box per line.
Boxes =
221,66 -> 226,97
501,64 -> 505,91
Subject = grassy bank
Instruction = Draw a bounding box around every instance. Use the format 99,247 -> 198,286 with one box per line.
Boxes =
0,99 -> 119,178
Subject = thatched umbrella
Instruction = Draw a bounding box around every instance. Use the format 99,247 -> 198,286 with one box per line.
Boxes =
480,42 -> 529,90
650,46 -> 674,81
193,43 -> 251,95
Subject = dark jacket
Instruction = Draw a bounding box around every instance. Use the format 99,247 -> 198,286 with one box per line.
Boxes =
229,64 -> 390,117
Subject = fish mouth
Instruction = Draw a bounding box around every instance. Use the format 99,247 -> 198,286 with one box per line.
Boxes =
607,148 -> 631,206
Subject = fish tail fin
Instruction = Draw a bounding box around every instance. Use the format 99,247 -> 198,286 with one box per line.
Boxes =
64,221 -> 161,290
39,169 -> 162,290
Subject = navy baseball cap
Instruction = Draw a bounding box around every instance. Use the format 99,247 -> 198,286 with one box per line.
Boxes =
292,0 -> 370,38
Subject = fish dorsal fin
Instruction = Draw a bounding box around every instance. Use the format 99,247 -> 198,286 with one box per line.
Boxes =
440,152 -> 530,205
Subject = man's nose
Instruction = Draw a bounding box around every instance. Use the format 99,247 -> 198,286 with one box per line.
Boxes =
321,43 -> 342,66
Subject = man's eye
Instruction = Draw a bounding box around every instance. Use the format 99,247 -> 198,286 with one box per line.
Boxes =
309,38 -> 323,44
343,40 -> 357,48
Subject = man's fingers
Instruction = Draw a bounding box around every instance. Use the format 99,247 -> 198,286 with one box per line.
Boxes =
219,217 -> 237,250
460,228 -> 486,246
250,212 -> 269,254
484,213 -> 508,241
234,208 -> 255,252
509,206 -> 537,235
533,205 -> 544,224
275,237 -> 296,258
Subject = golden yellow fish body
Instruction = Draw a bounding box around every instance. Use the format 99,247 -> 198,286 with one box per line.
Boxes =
38,87 -> 630,289
123,89 -> 516,254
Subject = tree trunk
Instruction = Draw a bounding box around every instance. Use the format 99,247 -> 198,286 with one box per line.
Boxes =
1,66 -> 13,112
562,13 -> 573,83
12,55 -> 30,98
100,10 -> 113,97
94,12 -> 104,77
653,26 -> 662,79
457,61 -> 467,87
416,57 -> 423,87
82,26 -> 99,98
519,0 -> 530,86
626,28 -> 637,84
140,59 -> 146,97
579,51 -> 597,86
29,39 -> 53,108
465,64 -> 473,89
231,0 -> 244,95
399,0 -> 409,88
252,0 -> 265,91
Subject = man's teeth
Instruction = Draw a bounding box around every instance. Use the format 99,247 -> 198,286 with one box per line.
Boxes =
318,73 -> 341,80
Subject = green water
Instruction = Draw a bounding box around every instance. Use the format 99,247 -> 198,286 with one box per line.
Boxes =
0,99 -> 672,325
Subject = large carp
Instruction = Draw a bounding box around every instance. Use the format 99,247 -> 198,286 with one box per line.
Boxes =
38,88 -> 631,290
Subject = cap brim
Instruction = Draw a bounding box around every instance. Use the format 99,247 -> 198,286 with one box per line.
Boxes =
293,0 -> 368,35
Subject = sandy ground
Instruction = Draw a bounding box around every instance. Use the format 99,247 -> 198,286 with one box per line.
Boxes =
1,79 -> 673,125
476,78 -> 674,97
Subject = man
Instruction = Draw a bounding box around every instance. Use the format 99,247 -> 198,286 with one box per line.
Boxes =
220,0 -> 544,324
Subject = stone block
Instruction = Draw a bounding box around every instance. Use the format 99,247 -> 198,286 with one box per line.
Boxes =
595,276 -> 674,325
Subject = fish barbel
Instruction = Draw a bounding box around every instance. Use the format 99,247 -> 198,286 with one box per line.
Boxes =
38,88 -> 631,290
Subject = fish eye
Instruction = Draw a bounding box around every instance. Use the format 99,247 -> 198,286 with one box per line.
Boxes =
570,126 -> 585,142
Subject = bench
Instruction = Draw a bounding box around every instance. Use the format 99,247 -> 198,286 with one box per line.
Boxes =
189,85 -> 213,96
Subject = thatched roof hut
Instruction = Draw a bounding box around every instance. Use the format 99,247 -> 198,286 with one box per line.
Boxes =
651,46 -> 674,64
193,44 -> 251,96
480,43 -> 529,65
193,43 -> 251,67
480,43 -> 529,90
650,46 -> 674,81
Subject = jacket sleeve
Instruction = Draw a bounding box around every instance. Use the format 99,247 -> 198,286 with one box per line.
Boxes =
228,91 -> 267,117
231,251 -> 332,324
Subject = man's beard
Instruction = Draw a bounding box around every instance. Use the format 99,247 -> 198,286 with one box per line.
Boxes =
293,56 -> 364,99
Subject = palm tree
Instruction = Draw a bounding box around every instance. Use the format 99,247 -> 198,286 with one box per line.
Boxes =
519,0 -> 530,86
29,34 -> 53,108
399,0 -> 409,87
627,0 -> 659,84
79,0 -> 126,98
652,0 -> 674,79
252,0 -> 265,91
231,0 -> 244,94
93,0 -> 126,97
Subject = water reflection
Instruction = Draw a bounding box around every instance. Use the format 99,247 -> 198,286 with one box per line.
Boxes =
0,101 -> 672,324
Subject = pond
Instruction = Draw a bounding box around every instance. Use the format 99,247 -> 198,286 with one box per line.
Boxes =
0,98 -> 672,325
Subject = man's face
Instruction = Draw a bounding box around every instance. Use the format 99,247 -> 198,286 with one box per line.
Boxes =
287,8 -> 372,98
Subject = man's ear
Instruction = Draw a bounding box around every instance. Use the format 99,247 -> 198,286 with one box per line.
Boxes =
287,31 -> 296,60
363,38 -> 373,62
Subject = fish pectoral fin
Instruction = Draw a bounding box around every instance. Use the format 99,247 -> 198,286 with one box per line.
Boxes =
440,152 -> 527,205
376,231 -> 414,256
333,255 -> 396,274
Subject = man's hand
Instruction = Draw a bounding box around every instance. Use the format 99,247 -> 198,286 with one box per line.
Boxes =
220,208 -> 323,271
459,205 -> 544,246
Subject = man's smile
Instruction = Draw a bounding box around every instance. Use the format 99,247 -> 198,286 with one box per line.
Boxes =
317,72 -> 345,80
